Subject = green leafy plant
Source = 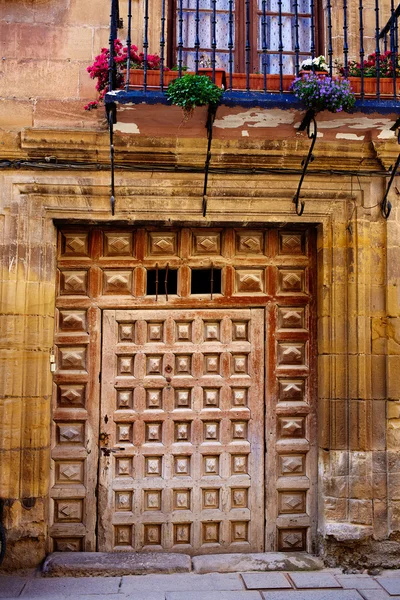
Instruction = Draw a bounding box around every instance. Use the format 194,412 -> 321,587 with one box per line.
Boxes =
166,74 -> 223,119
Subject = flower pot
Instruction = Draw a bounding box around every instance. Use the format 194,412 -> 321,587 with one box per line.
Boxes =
299,69 -> 328,77
125,69 -> 180,88
228,73 -> 294,91
198,68 -> 226,88
348,76 -> 400,97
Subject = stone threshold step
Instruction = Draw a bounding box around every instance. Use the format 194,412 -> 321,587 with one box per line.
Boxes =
42,552 -> 323,577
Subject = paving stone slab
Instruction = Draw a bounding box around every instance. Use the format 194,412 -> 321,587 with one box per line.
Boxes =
377,579 -> 400,595
192,553 -> 323,574
121,573 -> 243,593
289,573 -> 342,589
358,591 -> 394,600
42,552 -> 191,577
166,593 -> 262,600
242,573 -> 293,589
21,576 -> 121,597
261,591 -> 364,600
0,577 -> 26,598
335,576 -> 381,590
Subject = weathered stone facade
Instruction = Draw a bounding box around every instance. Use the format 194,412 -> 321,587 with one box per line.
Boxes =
0,0 -> 400,570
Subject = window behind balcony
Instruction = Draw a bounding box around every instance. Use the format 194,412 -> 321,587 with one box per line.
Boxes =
173,0 -> 321,74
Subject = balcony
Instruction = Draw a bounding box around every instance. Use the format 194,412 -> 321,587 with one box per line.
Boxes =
105,0 -> 400,112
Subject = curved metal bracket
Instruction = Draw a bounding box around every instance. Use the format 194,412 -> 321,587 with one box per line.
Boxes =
202,105 -> 217,217
293,111 -> 317,216
107,103 -> 117,216
380,128 -> 400,220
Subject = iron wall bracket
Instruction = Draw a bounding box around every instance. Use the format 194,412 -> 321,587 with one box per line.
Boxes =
202,104 -> 218,217
293,110 -> 318,216
380,127 -> 400,219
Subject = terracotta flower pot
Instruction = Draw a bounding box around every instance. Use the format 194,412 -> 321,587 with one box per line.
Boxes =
348,76 -> 400,97
124,68 -> 226,89
228,73 -> 295,91
198,68 -> 226,88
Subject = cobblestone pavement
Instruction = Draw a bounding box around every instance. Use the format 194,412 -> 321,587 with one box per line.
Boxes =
2,570 -> 400,600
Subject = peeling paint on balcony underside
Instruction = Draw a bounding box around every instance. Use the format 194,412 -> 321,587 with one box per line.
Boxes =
115,103 -> 398,142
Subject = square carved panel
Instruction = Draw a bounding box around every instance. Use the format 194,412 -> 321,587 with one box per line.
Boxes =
145,456 -> 163,477
117,356 -> 134,376
146,389 -> 162,410
278,491 -> 306,514
55,461 -> 84,484
203,388 -> 220,408
119,323 -> 135,342
61,232 -> 90,257
145,422 -> 163,443
203,421 -> 220,442
278,269 -> 305,294
174,455 -> 191,476
278,380 -> 305,402
115,525 -> 133,547
104,232 -> 133,257
202,522 -> 220,544
202,488 -> 220,509
192,231 -> 221,255
204,322 -> 221,341
231,521 -> 249,543
115,491 -> 133,511
58,347 -> 87,371
117,423 -> 133,443
173,489 -> 191,510
231,388 -> 248,407
175,355 -> 192,375
232,354 -> 248,375
234,269 -> 265,294
58,310 -> 87,332
175,421 -> 191,442
146,355 -> 163,375
232,321 -> 249,341
147,322 -> 164,342
235,231 -> 264,255
103,270 -> 133,295
175,321 -> 192,342
57,423 -> 85,445
148,232 -> 178,256
277,343 -> 306,367
231,488 -> 248,508
144,490 -> 162,511
204,354 -> 220,375
59,270 -> 88,295
53,538 -> 83,552
203,455 -> 219,475
232,421 -> 248,440
278,307 -> 305,330
231,454 -> 248,475
278,528 -> 306,551
117,389 -> 134,409
174,523 -> 191,544
143,524 -> 162,545
278,417 -> 306,439
278,454 -> 306,476
174,389 -> 192,409
116,457 -> 133,477
57,385 -> 86,408
279,231 -> 305,255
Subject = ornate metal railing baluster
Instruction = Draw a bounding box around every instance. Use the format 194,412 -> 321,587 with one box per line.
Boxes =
245,0 -> 251,90
125,0 -> 132,92
160,0 -> 166,90
143,0 -> 149,92
343,0 -> 349,77
310,0 -> 315,60
278,0 -> 283,91
228,0 -> 234,90
293,0 -> 300,77
195,0 -> 200,74
262,0 -> 267,90
375,0 -> 381,100
178,0 -> 184,76
211,0 -> 217,81
359,0 -> 365,99
326,0 -> 333,77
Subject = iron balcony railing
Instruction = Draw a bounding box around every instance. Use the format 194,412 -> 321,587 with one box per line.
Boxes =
107,0 -> 400,102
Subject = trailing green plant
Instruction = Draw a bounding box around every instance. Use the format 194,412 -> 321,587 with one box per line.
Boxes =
290,73 -> 356,113
166,74 -> 223,118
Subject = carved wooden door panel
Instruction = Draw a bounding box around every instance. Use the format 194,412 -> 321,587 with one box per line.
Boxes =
98,308 -> 264,553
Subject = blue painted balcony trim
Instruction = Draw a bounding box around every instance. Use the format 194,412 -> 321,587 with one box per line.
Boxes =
105,89 -> 400,115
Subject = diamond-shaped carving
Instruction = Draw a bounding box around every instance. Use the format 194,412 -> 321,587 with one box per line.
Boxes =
146,422 -> 162,442
174,523 -> 191,544
278,344 -> 305,365
232,455 -> 247,474
236,270 -> 264,293
204,422 -> 219,441
148,323 -> 163,341
115,491 -> 132,510
58,385 -> 85,407
279,380 -> 305,401
232,355 -> 248,374
149,233 -> 177,256
232,421 -> 247,440
176,355 -> 191,374
59,348 -> 86,370
204,456 -> 219,474
279,308 -> 304,329
195,235 -> 219,253
280,417 -> 304,437
61,465 -> 79,480
59,311 -> 86,331
279,232 -> 304,255
146,456 -> 162,476
115,525 -> 132,546
279,492 -> 305,513
236,231 -> 263,254
204,323 -> 220,341
118,356 -> 134,375
103,271 -> 133,294
176,322 -> 191,341
231,388 -> 248,407
279,270 -> 304,293
233,322 -> 248,340
58,424 -> 84,443
145,490 -> 161,510
118,390 -> 133,408
204,389 -> 219,407
147,356 -> 162,375
174,456 -> 190,476
62,233 -> 89,257
232,521 -> 248,542
119,323 -> 134,342
175,422 -> 190,442
116,457 -> 132,476
174,489 -> 190,509
60,271 -> 88,295
54,538 -> 82,552
104,233 -> 132,256
175,389 -> 191,408
145,524 -> 162,545
280,455 -> 305,475
202,522 -> 219,543
57,462 -> 83,483
203,489 -> 219,509
232,488 -> 248,508
279,529 -> 305,550
56,500 -> 82,522
146,389 -> 162,409
204,355 -> 219,374
117,423 -> 132,442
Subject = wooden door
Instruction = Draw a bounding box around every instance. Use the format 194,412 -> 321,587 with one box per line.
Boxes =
98,308 -> 264,554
